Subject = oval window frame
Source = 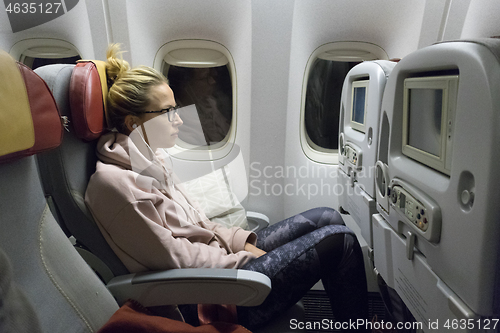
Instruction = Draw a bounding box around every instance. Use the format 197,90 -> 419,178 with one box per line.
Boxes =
10,38 -> 81,65
154,40 -> 237,162
300,42 -> 388,164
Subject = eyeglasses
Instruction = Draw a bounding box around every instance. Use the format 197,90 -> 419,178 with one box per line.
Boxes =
140,105 -> 180,122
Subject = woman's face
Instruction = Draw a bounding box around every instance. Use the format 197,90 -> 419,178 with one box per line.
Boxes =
140,82 -> 183,150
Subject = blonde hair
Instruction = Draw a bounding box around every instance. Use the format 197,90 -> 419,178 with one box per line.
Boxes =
105,44 -> 168,133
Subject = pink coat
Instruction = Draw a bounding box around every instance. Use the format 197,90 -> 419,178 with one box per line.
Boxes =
85,132 -> 256,273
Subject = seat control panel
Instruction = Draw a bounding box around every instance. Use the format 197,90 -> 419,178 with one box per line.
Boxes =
391,186 -> 429,232
389,178 -> 442,243
343,142 -> 363,170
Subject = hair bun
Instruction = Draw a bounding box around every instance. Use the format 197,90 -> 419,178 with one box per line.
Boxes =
106,43 -> 130,87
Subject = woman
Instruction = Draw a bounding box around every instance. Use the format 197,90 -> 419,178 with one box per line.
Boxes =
85,44 -> 368,330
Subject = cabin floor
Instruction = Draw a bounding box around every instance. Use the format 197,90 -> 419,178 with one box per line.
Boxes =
302,291 -> 387,333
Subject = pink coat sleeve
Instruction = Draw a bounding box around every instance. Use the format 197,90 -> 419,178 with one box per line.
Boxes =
105,199 -> 256,271
200,218 -> 257,253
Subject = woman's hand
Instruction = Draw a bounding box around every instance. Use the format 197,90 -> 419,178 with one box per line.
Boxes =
245,243 -> 267,258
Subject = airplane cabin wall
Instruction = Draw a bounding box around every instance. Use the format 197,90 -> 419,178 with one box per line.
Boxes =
284,0 -> 427,220
244,0 -> 295,223
461,0 -> 500,39
106,0 -> 255,214
0,0 -> 109,60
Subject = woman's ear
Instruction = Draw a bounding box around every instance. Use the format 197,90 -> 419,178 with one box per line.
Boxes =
124,114 -> 140,133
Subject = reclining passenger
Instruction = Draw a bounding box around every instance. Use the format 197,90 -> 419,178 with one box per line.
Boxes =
85,44 -> 368,330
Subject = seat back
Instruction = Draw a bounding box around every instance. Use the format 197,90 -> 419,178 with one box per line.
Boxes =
337,60 -> 396,247
373,38 -> 500,323
0,50 -> 118,333
35,63 -> 129,281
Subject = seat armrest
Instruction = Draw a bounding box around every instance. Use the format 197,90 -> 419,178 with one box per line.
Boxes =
106,268 -> 271,307
246,211 -> 270,232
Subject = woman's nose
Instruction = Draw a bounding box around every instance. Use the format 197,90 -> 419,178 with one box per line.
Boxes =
173,112 -> 183,126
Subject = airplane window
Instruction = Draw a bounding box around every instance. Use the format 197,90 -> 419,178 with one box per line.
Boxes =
300,42 -> 388,164
305,59 -> 360,150
166,64 -> 232,147
155,40 -> 238,161
23,55 -> 82,70
11,40 -> 81,70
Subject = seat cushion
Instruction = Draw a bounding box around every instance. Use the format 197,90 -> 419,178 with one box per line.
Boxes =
69,61 -> 107,141
0,53 -> 62,163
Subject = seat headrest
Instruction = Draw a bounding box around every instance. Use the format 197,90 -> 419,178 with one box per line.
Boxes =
69,60 -> 109,141
0,50 -> 63,163
436,38 -> 500,64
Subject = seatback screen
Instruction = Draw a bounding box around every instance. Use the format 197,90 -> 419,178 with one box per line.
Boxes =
402,75 -> 458,176
407,88 -> 443,157
352,86 -> 366,125
350,80 -> 369,133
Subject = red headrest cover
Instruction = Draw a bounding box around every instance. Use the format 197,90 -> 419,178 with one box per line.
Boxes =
0,63 -> 63,163
69,61 -> 106,141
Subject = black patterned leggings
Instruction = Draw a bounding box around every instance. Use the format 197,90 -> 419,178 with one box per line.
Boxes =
237,207 -> 368,330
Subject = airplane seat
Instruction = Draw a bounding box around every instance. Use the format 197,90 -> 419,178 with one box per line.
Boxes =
35,62 -> 129,282
337,59 -> 396,249
35,61 -> 269,284
373,38 -> 500,329
0,50 -> 119,332
0,50 -> 276,332
33,61 -> 305,332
